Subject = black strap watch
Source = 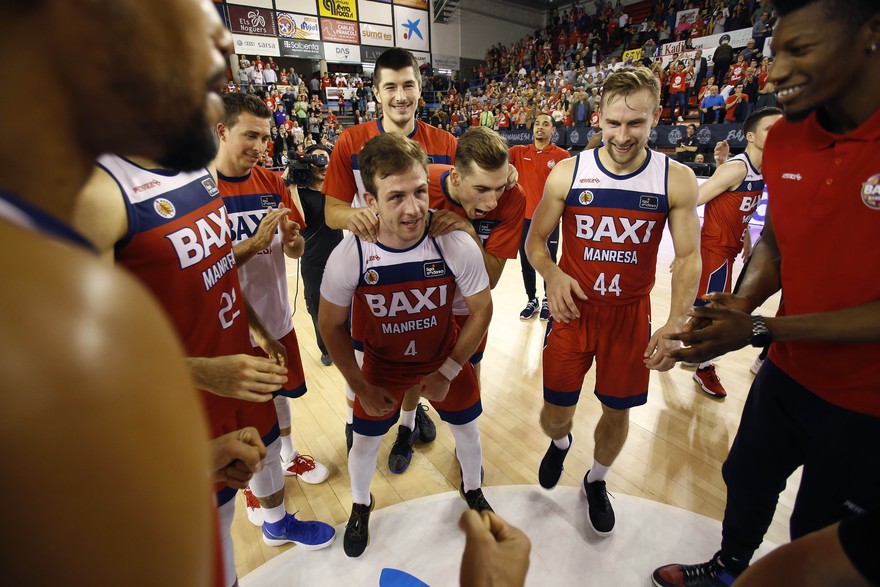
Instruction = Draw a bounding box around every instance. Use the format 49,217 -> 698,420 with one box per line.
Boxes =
748,315 -> 773,348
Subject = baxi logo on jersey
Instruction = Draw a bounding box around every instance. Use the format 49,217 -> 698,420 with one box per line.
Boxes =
861,173 -> 880,210
578,190 -> 594,205
423,261 -> 446,277
154,198 -> 176,219
364,269 -> 379,285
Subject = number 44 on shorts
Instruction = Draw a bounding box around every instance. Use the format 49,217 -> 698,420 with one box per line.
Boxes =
593,272 -> 621,296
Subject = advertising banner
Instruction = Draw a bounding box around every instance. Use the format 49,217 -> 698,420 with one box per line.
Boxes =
360,23 -> 394,47
231,33 -> 280,57
361,45 -> 386,63
228,0 -> 272,8
280,38 -> 323,59
359,0 -> 393,22
321,18 -> 360,44
432,54 -> 461,70
277,12 -> 320,39
275,0 -> 317,14
394,0 -> 429,7
323,41 -> 362,63
319,0 -> 358,21
228,5 -> 276,36
393,6 -> 430,52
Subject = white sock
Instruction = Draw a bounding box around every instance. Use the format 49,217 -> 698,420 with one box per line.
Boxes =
553,433 -> 572,450
280,436 -> 295,464
348,432 -> 382,505
698,361 -> 712,369
401,407 -> 416,431
587,460 -> 611,483
449,420 -> 483,492
262,504 -> 286,524
250,439 -> 283,493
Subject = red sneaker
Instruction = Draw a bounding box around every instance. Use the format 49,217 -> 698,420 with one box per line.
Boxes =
243,487 -> 263,526
694,365 -> 727,398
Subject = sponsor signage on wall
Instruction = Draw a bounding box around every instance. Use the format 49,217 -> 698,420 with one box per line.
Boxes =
394,0 -> 428,8
393,5 -> 429,52
432,54 -> 461,70
361,45 -> 387,63
359,23 -> 394,47
275,0 -> 317,13
411,50 -> 431,69
321,17 -> 360,44
323,41 -> 362,63
359,0 -> 393,23
661,26 -> 753,56
231,33 -> 280,56
280,38 -> 323,59
228,0 -> 272,8
227,5 -> 276,36
319,0 -> 358,21
276,12 -> 320,39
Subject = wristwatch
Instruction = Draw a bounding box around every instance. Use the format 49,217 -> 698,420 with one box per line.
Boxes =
748,315 -> 773,348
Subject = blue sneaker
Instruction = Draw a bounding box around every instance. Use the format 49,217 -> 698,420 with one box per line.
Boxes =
262,513 -> 336,549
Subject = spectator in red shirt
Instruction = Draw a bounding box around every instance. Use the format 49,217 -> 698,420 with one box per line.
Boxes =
724,83 -> 749,123
728,53 -> 747,86
668,59 -> 691,123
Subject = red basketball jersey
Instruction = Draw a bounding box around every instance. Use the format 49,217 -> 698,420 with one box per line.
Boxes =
428,164 -> 525,261
701,152 -> 764,259
323,118 -> 457,208
559,149 -> 670,306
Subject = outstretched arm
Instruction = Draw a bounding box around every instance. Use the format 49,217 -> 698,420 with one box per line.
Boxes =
647,161 -> 701,370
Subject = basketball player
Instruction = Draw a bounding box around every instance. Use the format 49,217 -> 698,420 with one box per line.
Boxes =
653,0 -> 880,583
426,125 -> 525,419
319,133 -> 493,558
689,107 -> 782,398
526,67 -> 701,536
74,155 -> 335,586
323,48 -> 458,454
216,93 -> 330,504
1,1 -> 242,584
510,113 -> 571,321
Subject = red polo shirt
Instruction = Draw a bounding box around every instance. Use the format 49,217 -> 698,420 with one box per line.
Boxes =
763,106 -> 880,417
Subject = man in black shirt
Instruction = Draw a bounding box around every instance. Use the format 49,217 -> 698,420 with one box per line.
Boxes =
298,144 -> 343,366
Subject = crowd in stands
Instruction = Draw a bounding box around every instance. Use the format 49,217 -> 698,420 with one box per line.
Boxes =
415,0 -> 778,141
226,0 -> 779,167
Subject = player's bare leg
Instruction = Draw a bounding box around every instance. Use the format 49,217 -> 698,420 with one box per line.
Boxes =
584,405 -> 629,536
538,403 -> 576,490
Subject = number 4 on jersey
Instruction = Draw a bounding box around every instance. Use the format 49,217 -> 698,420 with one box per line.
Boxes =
404,340 -> 417,356
593,272 -> 621,296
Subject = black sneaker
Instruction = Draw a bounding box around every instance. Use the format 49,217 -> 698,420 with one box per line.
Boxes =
519,298 -> 539,320
345,422 -> 353,455
415,403 -> 436,443
388,424 -> 419,474
320,353 -> 333,366
460,483 -> 494,513
343,495 -> 374,558
583,471 -> 615,536
538,433 -> 572,489
652,552 -> 741,586
539,297 -> 550,321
